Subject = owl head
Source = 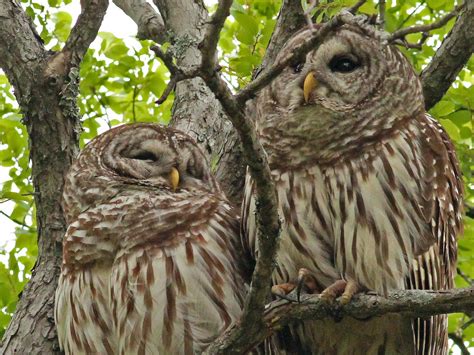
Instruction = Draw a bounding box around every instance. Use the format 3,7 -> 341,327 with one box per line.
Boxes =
62,123 -> 218,223
256,21 -> 425,168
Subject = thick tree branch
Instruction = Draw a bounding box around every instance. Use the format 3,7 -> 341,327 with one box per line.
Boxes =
421,1 -> 474,109
153,0 -> 245,204
150,2 -> 283,353
63,0 -> 109,66
259,0 -> 306,70
197,72 -> 280,355
200,0 -> 232,72
0,0 -> 45,101
210,287 -> 474,352
0,0 -> 106,352
112,0 -> 166,43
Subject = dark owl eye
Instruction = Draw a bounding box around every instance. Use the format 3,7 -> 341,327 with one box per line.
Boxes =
329,56 -> 360,73
291,62 -> 305,74
131,151 -> 157,161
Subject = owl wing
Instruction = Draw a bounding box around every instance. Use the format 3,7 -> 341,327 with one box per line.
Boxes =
55,201 -> 118,354
407,114 -> 463,354
105,189 -> 245,354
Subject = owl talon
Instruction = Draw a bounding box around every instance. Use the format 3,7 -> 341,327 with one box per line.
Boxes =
320,279 -> 360,304
296,268 -> 319,302
271,283 -> 298,302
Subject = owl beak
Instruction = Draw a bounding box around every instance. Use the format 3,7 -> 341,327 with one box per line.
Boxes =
169,167 -> 180,192
303,72 -> 316,103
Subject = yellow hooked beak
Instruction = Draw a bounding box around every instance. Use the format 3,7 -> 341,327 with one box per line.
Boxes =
169,167 -> 180,192
303,71 -> 316,103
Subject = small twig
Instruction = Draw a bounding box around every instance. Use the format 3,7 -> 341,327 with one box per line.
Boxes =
448,332 -> 471,355
0,210 -> 33,230
304,0 -> 318,28
378,0 -> 386,29
393,31 -> 429,49
466,205 -> 474,219
457,267 -> 473,286
461,317 -> 473,330
389,3 -> 464,42
150,45 -> 185,104
150,45 -> 180,75
92,87 -> 111,128
348,0 -> 367,14
396,0 -> 425,30
132,85 -> 138,122
200,0 -> 233,74
155,76 -> 177,105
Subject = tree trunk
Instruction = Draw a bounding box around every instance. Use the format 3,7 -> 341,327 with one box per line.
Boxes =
0,0 -> 107,352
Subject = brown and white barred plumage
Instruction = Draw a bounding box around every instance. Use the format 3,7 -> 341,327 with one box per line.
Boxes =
242,21 -> 463,354
55,123 -> 246,354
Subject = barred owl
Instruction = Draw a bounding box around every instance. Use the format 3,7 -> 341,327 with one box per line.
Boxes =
242,19 -> 463,354
55,123 -> 246,354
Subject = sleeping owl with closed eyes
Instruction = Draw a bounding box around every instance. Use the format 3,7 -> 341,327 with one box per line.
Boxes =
55,123 -> 248,354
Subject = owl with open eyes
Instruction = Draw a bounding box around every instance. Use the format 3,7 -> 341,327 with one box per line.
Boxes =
55,123 -> 247,354
242,17 -> 463,354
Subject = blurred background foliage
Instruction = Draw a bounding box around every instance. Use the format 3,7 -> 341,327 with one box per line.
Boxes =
0,0 -> 472,351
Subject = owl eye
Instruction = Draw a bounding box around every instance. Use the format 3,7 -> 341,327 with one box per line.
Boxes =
131,151 -> 158,161
329,56 -> 360,73
291,62 -> 305,74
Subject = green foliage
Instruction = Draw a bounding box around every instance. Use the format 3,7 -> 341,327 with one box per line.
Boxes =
0,0 -> 472,351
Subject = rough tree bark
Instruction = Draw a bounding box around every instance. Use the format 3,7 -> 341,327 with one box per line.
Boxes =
0,0 -> 108,353
0,0 -> 472,353
421,0 -> 474,110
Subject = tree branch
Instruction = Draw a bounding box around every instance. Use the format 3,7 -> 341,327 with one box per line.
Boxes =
236,11 -> 357,105
0,0 -> 45,101
449,332 -> 471,355
349,0 -> 368,14
378,0 -> 386,29
153,0 -> 245,204
389,3 -> 463,41
259,0 -> 306,71
0,0 -> 106,352
63,0 -> 109,66
112,0 -> 166,43
421,1 -> 474,109
200,0 -> 233,72
213,287 -> 474,352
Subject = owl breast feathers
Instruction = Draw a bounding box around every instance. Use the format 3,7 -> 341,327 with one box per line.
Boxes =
55,123 -> 246,354
242,20 -> 463,354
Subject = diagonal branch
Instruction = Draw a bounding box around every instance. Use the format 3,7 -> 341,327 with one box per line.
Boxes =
236,11 -> 356,105
146,2 -> 473,352
349,0 -> 368,14
113,0 -> 166,43
389,3 -> 464,42
200,0 -> 233,72
421,1 -> 474,109
63,0 -> 109,66
259,0 -> 306,71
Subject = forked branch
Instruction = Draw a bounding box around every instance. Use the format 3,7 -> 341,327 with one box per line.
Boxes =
388,3 -> 464,42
